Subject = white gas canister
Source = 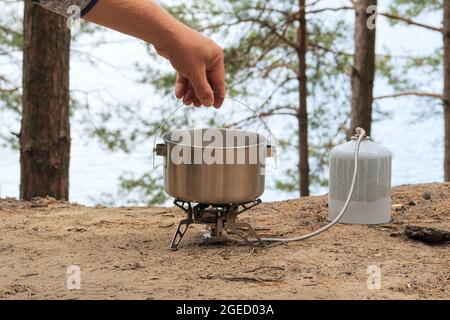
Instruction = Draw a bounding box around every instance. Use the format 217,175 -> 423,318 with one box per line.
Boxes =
328,137 -> 392,224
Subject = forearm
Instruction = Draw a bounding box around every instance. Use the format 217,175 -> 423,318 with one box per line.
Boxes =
31,0 -> 225,107
83,0 -> 225,107
83,0 -> 185,54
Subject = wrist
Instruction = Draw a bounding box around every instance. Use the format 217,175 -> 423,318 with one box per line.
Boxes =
136,1 -> 191,56
150,20 -> 189,55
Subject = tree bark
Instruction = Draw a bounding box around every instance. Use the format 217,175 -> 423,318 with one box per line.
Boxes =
297,0 -> 310,197
349,0 -> 377,138
21,3 -> 71,200
444,0 -> 450,181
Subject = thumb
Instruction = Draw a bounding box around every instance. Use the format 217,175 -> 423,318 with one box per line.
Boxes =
188,68 -> 214,107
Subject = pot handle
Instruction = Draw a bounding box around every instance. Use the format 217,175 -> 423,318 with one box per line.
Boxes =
152,103 -> 185,168
153,96 -> 278,169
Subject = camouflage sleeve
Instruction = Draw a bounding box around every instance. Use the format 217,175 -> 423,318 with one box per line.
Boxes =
30,0 -> 98,17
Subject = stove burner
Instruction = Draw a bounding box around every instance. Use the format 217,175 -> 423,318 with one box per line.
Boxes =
171,199 -> 263,250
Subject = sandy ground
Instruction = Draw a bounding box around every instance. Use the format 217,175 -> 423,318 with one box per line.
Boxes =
0,183 -> 449,300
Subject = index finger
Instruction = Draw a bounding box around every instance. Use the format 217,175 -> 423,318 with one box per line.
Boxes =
175,73 -> 189,99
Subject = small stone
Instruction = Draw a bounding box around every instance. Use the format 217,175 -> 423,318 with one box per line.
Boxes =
422,192 -> 432,200
67,226 -> 86,232
407,201 -> 416,206
393,205 -> 407,212
389,232 -> 403,237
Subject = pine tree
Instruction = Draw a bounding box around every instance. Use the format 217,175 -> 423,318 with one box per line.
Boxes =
350,0 -> 378,137
20,3 -> 71,200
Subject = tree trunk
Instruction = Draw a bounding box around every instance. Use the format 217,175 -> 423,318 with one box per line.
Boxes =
444,0 -> 450,180
349,0 -> 377,138
21,3 -> 71,200
297,0 -> 310,197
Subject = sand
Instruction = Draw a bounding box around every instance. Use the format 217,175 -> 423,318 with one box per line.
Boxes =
0,183 -> 448,300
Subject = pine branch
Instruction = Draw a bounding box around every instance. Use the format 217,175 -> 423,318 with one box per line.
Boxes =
257,77 -> 297,110
238,5 -> 292,16
260,61 -> 299,78
0,87 -> 19,93
380,12 -> 443,33
309,43 -> 353,57
234,17 -> 299,49
225,106 -> 298,128
306,6 -> 353,15
0,25 -> 22,37
374,92 -> 444,100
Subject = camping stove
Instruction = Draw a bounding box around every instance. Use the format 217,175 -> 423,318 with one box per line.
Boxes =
171,199 -> 263,250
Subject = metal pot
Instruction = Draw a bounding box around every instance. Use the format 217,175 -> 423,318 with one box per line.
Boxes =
156,128 -> 274,204
153,98 -> 276,204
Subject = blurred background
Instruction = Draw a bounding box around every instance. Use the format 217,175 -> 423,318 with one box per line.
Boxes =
0,0 -> 446,206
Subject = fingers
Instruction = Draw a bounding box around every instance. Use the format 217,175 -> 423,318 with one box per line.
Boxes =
178,75 -> 201,107
208,58 -> 226,108
175,74 -> 188,99
174,52 -> 225,108
183,87 -> 196,105
188,66 -> 215,107
176,73 -> 203,107
178,75 -> 224,108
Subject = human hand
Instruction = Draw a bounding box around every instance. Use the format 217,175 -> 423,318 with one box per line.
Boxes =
83,0 -> 225,107
155,25 -> 225,108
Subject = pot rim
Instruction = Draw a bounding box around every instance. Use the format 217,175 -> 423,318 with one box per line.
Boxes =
161,127 -> 269,150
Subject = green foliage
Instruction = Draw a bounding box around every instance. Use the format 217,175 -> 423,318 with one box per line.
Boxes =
118,172 -> 168,206
0,2 -> 23,149
376,54 -> 419,92
275,169 -> 298,192
375,0 -> 445,133
388,0 -> 442,18
382,0 -> 443,109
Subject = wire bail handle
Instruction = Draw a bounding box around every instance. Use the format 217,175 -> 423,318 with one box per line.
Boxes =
152,96 -> 278,169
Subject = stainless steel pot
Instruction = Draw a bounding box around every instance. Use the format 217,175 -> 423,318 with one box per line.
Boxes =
156,128 -> 274,204
154,99 -> 276,204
